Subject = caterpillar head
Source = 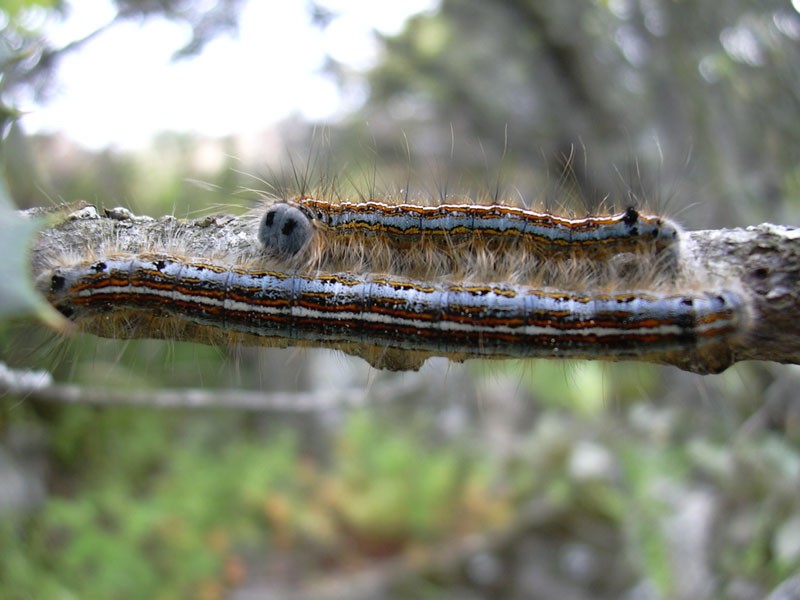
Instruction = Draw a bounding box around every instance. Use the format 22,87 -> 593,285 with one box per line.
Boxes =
258,203 -> 315,258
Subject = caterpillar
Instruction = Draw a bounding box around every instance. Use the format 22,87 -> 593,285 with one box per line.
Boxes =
39,252 -> 746,372
287,196 -> 679,249
257,198 -> 682,283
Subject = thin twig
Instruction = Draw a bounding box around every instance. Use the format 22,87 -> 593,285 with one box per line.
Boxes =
0,361 -> 426,412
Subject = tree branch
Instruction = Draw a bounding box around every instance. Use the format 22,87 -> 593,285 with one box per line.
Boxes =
24,204 -> 800,373
0,360 -> 425,412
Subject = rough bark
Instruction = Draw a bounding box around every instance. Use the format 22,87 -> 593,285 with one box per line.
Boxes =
683,223 -> 800,368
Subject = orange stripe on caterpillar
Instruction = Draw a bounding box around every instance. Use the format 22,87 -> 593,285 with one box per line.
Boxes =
277,197 -> 680,251
256,198 -> 682,284
42,254 -> 744,370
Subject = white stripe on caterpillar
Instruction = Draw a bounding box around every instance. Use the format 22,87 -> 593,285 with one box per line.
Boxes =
41,253 -> 745,371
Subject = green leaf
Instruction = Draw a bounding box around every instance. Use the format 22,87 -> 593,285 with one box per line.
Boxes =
0,0 -> 58,18
0,177 -> 66,327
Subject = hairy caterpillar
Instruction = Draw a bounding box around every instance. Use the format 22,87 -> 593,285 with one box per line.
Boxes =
285,196 -> 679,249
257,198 -> 682,283
38,254 -> 745,372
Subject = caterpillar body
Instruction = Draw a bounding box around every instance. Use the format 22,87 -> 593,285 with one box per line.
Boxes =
290,197 -> 679,249
41,252 -> 745,372
258,199 -> 682,283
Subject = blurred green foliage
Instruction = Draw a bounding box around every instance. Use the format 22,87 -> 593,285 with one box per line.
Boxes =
3,396 -> 799,598
0,0 -> 58,17
0,406 -> 517,598
0,178 -> 56,321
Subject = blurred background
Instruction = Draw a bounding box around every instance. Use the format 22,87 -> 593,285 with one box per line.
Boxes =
2,1 -> 800,598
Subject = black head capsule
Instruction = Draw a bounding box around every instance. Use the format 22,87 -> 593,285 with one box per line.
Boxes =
258,204 -> 314,258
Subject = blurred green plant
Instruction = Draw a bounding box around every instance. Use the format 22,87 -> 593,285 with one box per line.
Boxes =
318,411 -> 513,556
0,0 -> 58,17
0,166 -> 67,334
4,396 -> 798,598
0,407 -> 521,599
